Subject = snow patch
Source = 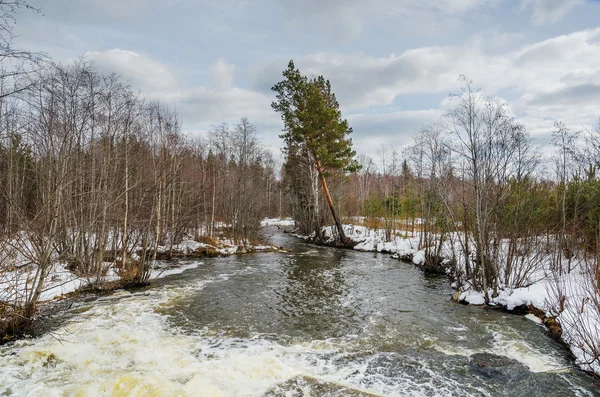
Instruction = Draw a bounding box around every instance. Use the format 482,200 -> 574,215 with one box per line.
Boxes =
260,217 -> 295,227
525,314 -> 544,325
459,291 -> 486,306
412,251 -> 426,266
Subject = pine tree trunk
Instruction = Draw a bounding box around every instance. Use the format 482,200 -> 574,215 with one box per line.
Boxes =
315,159 -> 346,244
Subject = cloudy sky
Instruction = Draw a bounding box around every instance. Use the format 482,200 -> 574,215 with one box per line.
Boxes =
15,0 -> 600,159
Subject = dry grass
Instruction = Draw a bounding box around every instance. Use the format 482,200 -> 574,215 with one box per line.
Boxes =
197,236 -> 219,246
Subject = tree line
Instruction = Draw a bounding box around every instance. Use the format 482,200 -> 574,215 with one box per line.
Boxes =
275,68 -> 600,370
278,71 -> 600,303
0,59 -> 280,335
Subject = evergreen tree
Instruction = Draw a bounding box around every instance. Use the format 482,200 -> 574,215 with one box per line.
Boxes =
272,60 -> 359,244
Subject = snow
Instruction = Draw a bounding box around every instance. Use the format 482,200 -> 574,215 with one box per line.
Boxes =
254,245 -> 277,251
316,224 -> 419,258
1,236 -> 280,310
171,239 -> 206,253
353,240 -> 374,251
6,218 -> 600,377
412,251 -> 426,266
39,264 -> 88,301
260,217 -> 295,227
550,266 -> 600,375
0,261 -> 125,304
525,314 -> 544,325
459,290 -> 486,305
219,246 -> 238,255
491,282 -> 548,311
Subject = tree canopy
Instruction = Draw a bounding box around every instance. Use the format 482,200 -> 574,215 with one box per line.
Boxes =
272,60 -> 359,245
271,60 -> 359,174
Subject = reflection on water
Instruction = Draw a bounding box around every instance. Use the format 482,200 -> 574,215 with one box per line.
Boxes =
0,227 -> 599,396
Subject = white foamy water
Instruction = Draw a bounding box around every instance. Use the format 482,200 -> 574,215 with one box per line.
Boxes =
0,274 -> 485,397
432,321 -> 568,374
0,251 -> 596,397
487,327 -> 567,373
0,271 -> 379,397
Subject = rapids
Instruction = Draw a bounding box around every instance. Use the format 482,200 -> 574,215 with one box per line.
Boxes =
1,227 -> 598,396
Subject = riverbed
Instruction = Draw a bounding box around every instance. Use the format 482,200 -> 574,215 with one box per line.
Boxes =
0,227 -> 598,396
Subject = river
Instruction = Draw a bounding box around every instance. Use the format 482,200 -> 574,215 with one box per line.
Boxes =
1,227 -> 598,396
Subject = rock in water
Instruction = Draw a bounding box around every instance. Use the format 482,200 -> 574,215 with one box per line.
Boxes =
263,375 -> 382,397
470,353 -> 531,381
451,290 -> 462,303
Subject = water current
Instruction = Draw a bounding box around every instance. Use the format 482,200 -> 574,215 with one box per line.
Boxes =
1,227 -> 599,396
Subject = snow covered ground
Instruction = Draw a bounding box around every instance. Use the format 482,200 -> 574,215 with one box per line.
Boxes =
284,220 -> 600,376
260,217 -> 296,227
0,236 -> 283,306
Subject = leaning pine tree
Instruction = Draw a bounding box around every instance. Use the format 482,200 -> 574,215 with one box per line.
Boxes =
272,60 -> 359,246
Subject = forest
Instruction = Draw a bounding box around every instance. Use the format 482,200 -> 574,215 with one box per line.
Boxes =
286,76 -> 600,301
1,0 -> 600,385
273,67 -> 600,375
0,57 -> 283,335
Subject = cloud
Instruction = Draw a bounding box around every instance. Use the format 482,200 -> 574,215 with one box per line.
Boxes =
282,0 -> 364,41
85,49 -> 180,93
254,27 -> 600,137
85,24 -> 600,160
252,48 -> 505,109
510,28 -> 600,120
26,0 -> 151,25
520,0 -> 584,25
210,58 -> 235,91
348,109 -> 443,156
527,84 -> 600,106
81,49 -> 282,149
303,27 -> 599,157
170,87 -> 276,129
17,0 -> 599,164
512,28 -> 600,68
283,0 -> 495,18
279,0 -> 499,41
81,48 -> 442,158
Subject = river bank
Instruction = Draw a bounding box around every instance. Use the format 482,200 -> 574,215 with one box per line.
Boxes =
275,218 -> 600,379
2,228 -> 598,396
0,235 -> 287,343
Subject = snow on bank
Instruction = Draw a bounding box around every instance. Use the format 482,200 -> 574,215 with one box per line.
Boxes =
260,217 -> 296,227
40,264 -> 96,302
150,261 -> 203,279
157,238 -> 236,256
160,237 -> 284,257
1,237 -> 283,306
454,279 -> 550,312
0,261 -> 120,305
455,266 -> 600,375
319,224 -> 423,260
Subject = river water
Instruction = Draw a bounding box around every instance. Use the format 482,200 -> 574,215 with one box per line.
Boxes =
1,228 -> 599,396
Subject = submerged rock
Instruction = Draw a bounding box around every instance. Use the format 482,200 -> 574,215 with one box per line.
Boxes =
470,353 -> 531,380
263,375 -> 382,397
451,290 -> 464,304
397,252 -> 414,263
507,303 -> 529,315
